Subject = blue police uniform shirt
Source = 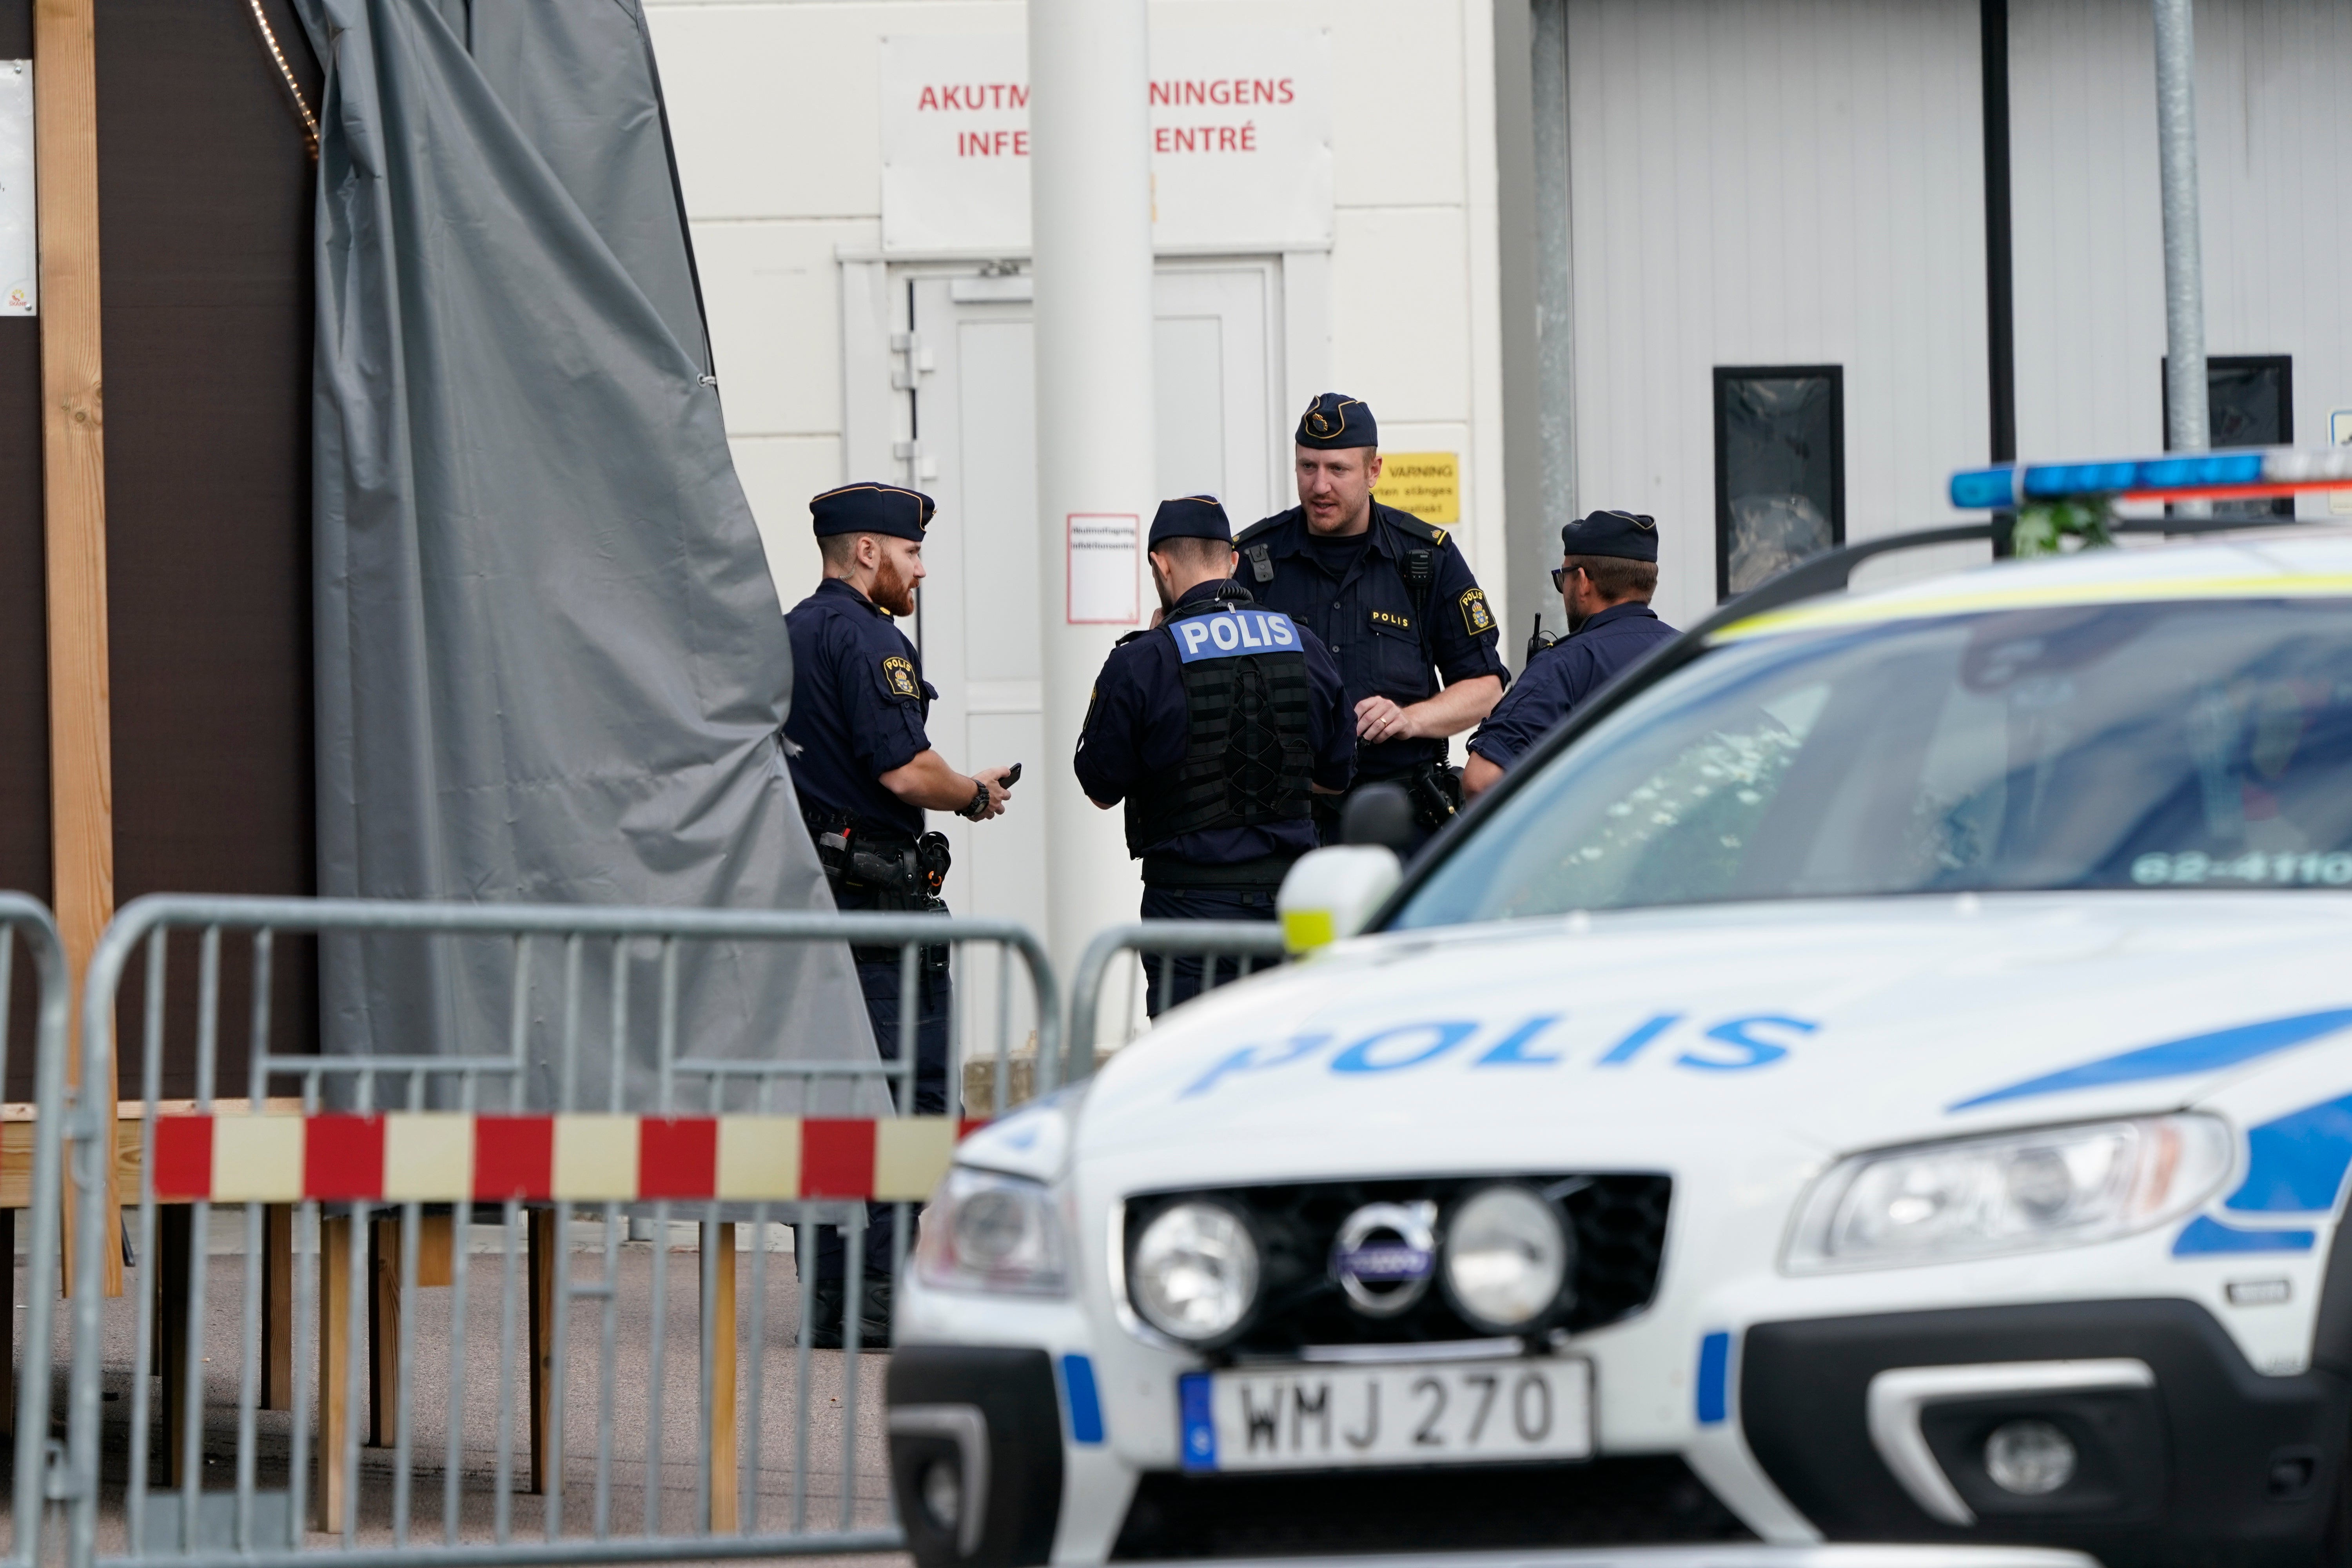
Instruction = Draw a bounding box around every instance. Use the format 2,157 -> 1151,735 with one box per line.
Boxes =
1235,503 -> 1509,781
1074,580 -> 1355,864
784,577 -> 936,837
1469,600 -> 1679,770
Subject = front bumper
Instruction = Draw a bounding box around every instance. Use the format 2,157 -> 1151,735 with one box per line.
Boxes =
888,1296 -> 2349,1568
886,1346 -> 1067,1568
1742,1298 -> 2351,1568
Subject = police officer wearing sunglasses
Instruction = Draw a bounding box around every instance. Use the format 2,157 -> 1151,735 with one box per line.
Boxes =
1463,508 -> 1679,800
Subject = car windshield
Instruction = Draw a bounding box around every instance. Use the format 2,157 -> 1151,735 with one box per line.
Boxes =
1393,597 -> 2352,930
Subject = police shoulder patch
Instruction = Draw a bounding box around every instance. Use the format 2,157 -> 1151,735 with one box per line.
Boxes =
881,655 -> 919,700
1458,586 -> 1495,637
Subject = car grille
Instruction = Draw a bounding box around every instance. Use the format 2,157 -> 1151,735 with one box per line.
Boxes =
1123,1174 -> 1671,1354
1108,1455 -> 1752,1559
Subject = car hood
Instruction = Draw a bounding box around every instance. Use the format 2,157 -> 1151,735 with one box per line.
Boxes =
1072,892 -> 2352,1168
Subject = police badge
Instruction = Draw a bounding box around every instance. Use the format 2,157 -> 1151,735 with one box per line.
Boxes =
1458,587 -> 1495,636
881,655 -> 919,699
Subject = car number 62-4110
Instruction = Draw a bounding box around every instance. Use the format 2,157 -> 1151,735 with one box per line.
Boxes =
1179,1359 -> 1593,1472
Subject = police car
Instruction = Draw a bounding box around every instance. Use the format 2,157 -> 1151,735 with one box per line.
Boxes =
888,449 -> 2352,1568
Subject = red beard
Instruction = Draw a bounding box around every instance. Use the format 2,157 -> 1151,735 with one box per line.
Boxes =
872,556 -> 918,617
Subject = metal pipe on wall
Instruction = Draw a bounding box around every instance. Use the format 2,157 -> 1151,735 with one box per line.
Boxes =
2152,0 -> 2209,457
1027,0 -> 1155,1012
1530,0 -> 1575,637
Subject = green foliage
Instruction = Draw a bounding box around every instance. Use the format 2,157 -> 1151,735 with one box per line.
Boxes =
2008,499 -> 2116,557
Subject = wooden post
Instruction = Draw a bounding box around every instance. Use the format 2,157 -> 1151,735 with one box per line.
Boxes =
526,1207 -> 558,1495
366,1216 -> 399,1448
706,1222 -> 737,1532
261,1205 -> 294,1410
315,1215 -> 350,1533
34,0 -> 122,1301
415,1211 -> 454,1287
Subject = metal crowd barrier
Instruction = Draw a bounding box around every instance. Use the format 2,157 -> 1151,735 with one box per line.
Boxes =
1065,920 -> 1290,1074
3,894 -> 71,1568
43,895 -> 1056,1568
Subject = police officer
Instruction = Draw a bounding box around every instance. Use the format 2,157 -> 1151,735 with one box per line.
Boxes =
784,481 -> 1016,1347
1075,496 -> 1353,1015
1463,509 -> 1679,798
1236,394 -> 1508,849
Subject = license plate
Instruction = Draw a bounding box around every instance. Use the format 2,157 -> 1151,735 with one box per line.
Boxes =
1178,1358 -> 1592,1471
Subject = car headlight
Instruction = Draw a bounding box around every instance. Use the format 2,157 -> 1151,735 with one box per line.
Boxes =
1441,1183 -> 1574,1333
1129,1200 -> 1260,1345
1785,1114 -> 2232,1273
914,1166 -> 1068,1296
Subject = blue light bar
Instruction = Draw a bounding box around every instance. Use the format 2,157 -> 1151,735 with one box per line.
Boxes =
1949,466 -> 2018,508
1949,446 -> 2352,509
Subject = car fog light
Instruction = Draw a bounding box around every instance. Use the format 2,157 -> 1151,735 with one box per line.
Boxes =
1131,1201 -> 1260,1345
1984,1419 -> 2076,1495
919,1457 -> 962,1531
1440,1184 -> 1572,1333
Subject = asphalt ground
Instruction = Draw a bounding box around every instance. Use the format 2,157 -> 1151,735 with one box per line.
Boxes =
5,1214 -> 911,1568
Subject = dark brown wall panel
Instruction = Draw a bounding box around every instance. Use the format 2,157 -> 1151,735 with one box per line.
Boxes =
97,0 -> 320,1098
0,0 -> 49,1096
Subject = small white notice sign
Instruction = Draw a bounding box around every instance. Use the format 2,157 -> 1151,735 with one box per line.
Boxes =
880,30 -> 1332,255
1066,515 -> 1140,625
0,61 -> 33,316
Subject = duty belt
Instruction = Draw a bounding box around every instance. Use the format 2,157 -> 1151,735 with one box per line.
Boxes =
801,807 -> 951,901
1141,851 -> 1300,891
801,809 -> 955,976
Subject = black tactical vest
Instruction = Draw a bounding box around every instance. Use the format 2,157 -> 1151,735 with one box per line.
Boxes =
1125,596 -> 1315,854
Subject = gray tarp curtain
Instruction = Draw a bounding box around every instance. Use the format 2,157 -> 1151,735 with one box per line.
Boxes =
295,0 -> 880,1112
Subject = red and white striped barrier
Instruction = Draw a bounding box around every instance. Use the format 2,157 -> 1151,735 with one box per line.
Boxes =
148,1112 -> 987,1205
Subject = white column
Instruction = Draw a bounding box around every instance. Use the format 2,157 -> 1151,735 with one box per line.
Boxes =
2151,0 -> 2208,459
1028,0 -> 1155,1024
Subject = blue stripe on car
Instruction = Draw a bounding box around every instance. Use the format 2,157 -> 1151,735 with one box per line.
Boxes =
2225,1093 -> 2352,1214
1696,1331 -> 1731,1425
2172,1215 -> 2316,1255
1061,1353 -> 1106,1444
1948,1009 -> 2352,1111
1178,1372 -> 1217,1470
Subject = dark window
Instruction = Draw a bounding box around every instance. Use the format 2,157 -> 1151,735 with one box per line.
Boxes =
2165,354 -> 2294,518
1713,367 -> 1845,601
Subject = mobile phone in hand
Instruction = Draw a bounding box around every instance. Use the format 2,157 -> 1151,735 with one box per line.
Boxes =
1002,763 -> 1023,788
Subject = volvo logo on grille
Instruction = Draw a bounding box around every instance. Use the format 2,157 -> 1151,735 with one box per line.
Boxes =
1331,1201 -> 1438,1317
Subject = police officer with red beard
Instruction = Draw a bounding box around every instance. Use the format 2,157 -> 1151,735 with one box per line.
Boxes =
784,482 -> 1016,1346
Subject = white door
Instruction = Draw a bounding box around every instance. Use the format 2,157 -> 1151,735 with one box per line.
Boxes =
906,262 -> 1283,1043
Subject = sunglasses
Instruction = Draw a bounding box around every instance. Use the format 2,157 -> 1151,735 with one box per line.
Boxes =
1550,564 -> 1582,592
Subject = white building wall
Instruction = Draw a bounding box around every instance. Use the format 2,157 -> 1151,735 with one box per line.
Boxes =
643,0 -> 1513,629
1563,0 -> 1993,630
2011,0 -> 2352,509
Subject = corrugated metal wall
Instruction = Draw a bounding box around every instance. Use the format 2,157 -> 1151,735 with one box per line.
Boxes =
2011,0 -> 2352,509
1563,0 -> 1991,627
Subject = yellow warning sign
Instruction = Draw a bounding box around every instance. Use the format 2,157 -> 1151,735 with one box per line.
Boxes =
1374,452 -> 1459,524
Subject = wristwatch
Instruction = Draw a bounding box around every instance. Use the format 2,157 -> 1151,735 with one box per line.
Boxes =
958,778 -> 991,820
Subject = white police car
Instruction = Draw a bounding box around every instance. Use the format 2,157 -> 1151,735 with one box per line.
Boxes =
887,450 -> 2352,1568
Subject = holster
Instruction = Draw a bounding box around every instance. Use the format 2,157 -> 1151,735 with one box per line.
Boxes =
1406,763 -> 1464,830
806,811 -> 954,974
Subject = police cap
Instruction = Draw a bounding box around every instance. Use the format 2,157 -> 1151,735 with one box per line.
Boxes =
1147,495 -> 1232,548
1561,508 -> 1658,563
809,482 -> 934,542
1294,392 -> 1377,450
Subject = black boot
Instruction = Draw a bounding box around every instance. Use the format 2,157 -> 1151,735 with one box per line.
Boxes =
806,1280 -> 846,1350
851,1280 -> 893,1350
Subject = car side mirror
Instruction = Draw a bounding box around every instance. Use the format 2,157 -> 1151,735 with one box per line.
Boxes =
1339,781 -> 1417,854
1276,845 -> 1401,956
